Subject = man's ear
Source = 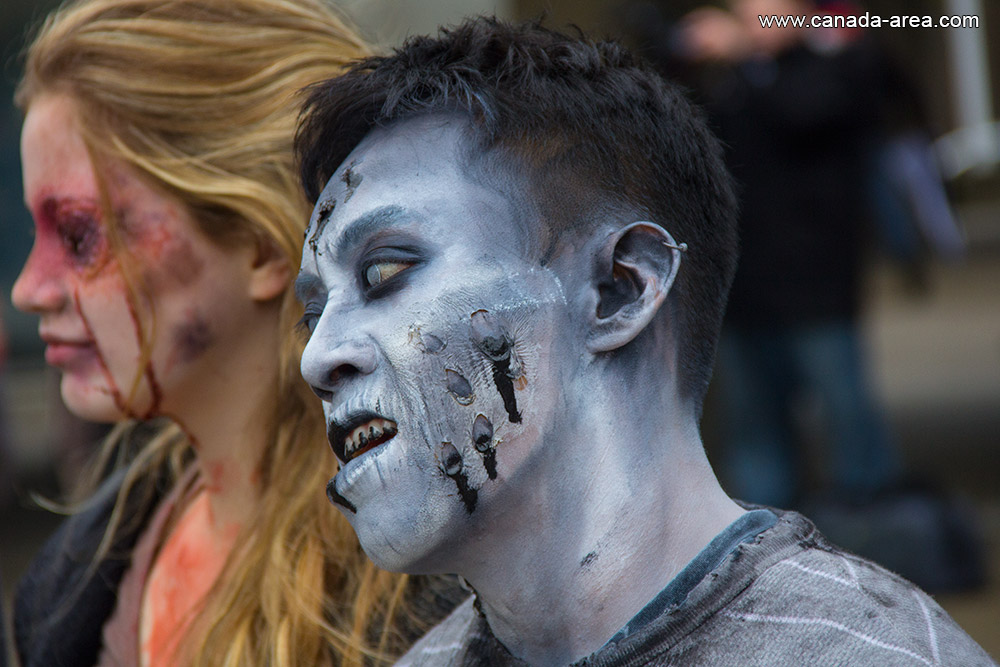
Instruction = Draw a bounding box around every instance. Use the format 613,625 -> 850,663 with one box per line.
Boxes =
586,221 -> 683,353
247,237 -> 291,302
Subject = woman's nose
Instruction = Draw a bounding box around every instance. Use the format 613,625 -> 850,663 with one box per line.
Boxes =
12,243 -> 68,315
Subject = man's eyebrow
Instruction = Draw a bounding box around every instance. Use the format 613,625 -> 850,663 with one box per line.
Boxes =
333,205 -> 409,258
294,272 -> 323,303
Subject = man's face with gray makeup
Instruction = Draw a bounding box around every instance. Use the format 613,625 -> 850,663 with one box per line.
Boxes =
297,115 -> 581,572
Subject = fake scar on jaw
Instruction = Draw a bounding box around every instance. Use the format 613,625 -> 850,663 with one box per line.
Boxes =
439,440 -> 478,514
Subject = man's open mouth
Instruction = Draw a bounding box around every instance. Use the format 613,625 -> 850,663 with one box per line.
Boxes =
328,412 -> 398,464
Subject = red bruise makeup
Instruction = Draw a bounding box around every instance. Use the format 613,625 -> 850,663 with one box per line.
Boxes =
38,196 -> 111,272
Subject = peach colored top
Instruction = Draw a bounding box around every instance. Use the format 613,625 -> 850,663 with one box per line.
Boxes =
96,467 -> 198,667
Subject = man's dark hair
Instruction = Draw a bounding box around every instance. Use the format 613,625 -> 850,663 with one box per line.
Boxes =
296,17 -> 738,408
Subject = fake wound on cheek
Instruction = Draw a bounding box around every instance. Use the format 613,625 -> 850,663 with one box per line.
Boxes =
169,309 -> 214,366
472,413 -> 497,480
470,309 -> 523,423
439,441 -> 478,514
420,307 -> 530,513
72,284 -> 164,421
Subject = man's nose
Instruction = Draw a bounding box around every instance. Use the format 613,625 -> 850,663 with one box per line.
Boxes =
301,327 -> 379,402
12,245 -> 67,315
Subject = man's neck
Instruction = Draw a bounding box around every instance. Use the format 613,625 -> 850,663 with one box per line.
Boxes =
457,404 -> 745,666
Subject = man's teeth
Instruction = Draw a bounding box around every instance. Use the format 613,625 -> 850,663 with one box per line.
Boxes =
344,418 -> 398,459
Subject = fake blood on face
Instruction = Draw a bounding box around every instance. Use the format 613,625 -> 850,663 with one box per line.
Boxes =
19,95 -> 243,425
72,289 -> 125,411
124,293 -> 163,419
41,197 -> 111,270
17,183 -> 165,419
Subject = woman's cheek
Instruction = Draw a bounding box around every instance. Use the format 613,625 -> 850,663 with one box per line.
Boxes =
75,267 -> 161,418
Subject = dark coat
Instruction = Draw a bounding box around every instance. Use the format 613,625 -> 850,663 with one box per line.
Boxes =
705,41 -> 884,328
13,470 -> 164,667
12,466 -> 466,667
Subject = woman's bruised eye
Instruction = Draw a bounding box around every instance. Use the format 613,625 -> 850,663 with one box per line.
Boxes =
60,217 -> 97,257
48,200 -> 107,267
363,260 -> 412,290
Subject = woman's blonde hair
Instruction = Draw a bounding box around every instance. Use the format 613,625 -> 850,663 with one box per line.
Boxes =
17,0 -> 409,663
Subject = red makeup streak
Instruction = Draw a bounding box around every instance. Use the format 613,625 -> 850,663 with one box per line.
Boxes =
206,461 -> 225,493
124,294 -> 163,419
73,289 -> 127,412
74,288 -> 164,421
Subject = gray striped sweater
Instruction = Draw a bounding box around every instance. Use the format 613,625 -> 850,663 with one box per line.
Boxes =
396,509 -> 995,666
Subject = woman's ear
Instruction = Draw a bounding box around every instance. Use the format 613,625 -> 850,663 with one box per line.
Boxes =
586,221 -> 684,353
247,237 -> 291,302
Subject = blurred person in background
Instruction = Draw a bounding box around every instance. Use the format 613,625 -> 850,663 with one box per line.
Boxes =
9,1 -> 460,665
291,17 -> 995,665
661,0 -> 982,592
679,0 -> 901,510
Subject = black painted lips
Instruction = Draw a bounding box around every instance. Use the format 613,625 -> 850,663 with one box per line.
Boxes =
327,411 -> 397,463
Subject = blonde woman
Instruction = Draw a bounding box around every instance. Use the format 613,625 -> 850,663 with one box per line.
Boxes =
11,1 -> 457,664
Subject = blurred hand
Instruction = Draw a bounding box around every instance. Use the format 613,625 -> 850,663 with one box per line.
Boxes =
731,0 -> 809,57
679,7 -> 751,63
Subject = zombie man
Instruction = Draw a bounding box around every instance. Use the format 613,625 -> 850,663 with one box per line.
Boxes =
293,18 -> 995,667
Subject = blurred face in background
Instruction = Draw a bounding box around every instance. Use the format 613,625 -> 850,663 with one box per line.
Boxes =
14,92 -> 265,423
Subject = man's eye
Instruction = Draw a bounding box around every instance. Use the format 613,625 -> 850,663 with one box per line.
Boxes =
363,261 -> 412,290
296,306 -> 323,335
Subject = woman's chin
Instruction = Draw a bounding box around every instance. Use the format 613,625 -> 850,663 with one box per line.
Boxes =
60,373 -> 130,423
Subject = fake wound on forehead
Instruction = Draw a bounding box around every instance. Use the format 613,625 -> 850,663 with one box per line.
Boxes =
307,199 -> 335,253
308,204 -> 412,258
340,161 -> 363,201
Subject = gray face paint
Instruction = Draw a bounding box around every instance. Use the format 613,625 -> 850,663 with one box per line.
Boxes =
297,115 -> 572,572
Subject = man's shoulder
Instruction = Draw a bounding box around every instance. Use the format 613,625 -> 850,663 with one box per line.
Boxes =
679,513 -> 997,666
395,596 -> 486,667
394,511 -> 996,667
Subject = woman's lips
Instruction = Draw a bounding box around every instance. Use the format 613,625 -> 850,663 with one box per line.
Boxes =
42,338 -> 96,367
